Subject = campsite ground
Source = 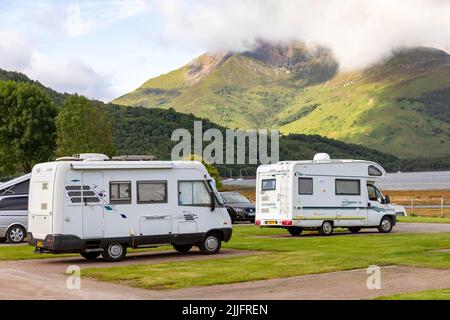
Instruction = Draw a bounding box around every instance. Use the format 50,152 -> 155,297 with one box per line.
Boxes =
0,223 -> 449,300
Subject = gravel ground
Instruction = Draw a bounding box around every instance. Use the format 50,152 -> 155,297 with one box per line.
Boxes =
0,222 -> 449,300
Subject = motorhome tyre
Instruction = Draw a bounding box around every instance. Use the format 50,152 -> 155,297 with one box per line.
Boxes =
378,216 -> 393,233
199,232 -> 221,254
102,243 -> 127,262
173,244 -> 192,253
348,227 -> 362,233
287,227 -> 303,236
318,221 -> 333,236
80,251 -> 101,260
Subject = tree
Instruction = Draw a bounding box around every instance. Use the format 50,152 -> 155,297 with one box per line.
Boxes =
56,95 -> 115,157
0,81 -> 57,176
185,154 -> 223,189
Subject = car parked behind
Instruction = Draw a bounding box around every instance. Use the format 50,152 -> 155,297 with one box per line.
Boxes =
0,174 -> 30,243
220,191 -> 255,223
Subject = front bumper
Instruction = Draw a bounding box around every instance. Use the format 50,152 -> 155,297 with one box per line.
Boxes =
221,227 -> 233,242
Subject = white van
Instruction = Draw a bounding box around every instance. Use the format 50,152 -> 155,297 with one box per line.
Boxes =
255,153 -> 396,236
27,154 -> 232,261
0,174 -> 31,243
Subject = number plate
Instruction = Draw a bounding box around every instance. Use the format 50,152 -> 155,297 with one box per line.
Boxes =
36,241 -> 44,248
266,220 -> 277,225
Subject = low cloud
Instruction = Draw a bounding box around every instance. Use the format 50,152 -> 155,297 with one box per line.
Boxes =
158,0 -> 450,70
26,54 -> 114,101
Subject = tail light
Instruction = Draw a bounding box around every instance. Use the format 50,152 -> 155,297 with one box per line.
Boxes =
255,220 -> 261,225
281,220 -> 292,226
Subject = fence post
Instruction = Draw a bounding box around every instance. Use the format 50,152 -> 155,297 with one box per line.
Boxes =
411,196 -> 415,216
441,197 -> 445,218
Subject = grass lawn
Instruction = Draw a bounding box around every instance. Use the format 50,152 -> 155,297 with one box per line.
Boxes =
397,216 -> 450,224
82,226 -> 450,290
377,288 -> 450,300
0,244 -> 170,261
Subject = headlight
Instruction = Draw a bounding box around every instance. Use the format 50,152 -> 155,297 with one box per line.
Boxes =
235,208 -> 245,214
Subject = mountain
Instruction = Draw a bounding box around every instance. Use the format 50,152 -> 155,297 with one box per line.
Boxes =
113,44 -> 450,159
0,67 -> 404,176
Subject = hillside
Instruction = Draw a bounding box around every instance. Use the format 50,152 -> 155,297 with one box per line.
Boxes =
0,67 -> 402,177
113,44 -> 450,158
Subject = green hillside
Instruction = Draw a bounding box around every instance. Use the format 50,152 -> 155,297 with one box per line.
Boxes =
0,67 -> 403,178
113,44 -> 450,158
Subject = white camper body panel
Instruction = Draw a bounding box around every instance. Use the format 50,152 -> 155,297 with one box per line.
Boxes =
256,159 -> 396,230
28,160 -> 232,254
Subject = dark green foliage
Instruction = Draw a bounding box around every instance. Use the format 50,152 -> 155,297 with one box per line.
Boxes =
277,104 -> 320,126
56,95 -> 116,157
0,81 -> 57,176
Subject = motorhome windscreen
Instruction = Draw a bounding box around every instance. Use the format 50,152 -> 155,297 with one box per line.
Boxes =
208,180 -> 224,205
335,179 -> 361,195
261,179 -> 276,191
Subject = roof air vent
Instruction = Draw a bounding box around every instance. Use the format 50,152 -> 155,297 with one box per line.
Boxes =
313,153 -> 331,161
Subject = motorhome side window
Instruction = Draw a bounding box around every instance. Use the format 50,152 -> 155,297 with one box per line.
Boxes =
335,179 -> 361,195
368,165 -> 382,176
110,181 -> 131,204
261,179 -> 276,191
298,178 -> 313,195
178,181 -> 211,206
137,181 -> 167,203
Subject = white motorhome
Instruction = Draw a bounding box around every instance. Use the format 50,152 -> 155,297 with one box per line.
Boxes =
255,153 -> 396,236
27,154 -> 232,261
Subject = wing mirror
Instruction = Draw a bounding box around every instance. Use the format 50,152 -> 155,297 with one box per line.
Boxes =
381,195 -> 391,204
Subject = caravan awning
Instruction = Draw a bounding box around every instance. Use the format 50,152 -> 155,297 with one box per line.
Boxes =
71,162 -> 174,170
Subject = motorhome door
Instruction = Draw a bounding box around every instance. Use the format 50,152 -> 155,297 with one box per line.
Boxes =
259,172 -> 289,219
81,172 -> 104,238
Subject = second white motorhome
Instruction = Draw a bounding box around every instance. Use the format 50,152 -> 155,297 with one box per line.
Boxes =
27,154 -> 232,261
255,153 -> 396,236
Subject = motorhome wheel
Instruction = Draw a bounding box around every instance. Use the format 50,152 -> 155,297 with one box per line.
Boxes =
348,227 -> 362,233
102,243 -> 127,262
80,251 -> 101,260
378,217 -> 393,233
6,225 -> 26,243
199,232 -> 221,254
173,244 -> 192,253
287,227 -> 303,236
318,221 -> 333,236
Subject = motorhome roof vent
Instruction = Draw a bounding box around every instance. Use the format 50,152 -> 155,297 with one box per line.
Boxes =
56,156 -> 82,161
313,153 -> 331,161
73,153 -> 110,161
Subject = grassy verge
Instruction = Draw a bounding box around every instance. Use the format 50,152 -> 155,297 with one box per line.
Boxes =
397,216 -> 450,224
377,288 -> 450,300
0,245 -> 170,261
83,226 -> 450,290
